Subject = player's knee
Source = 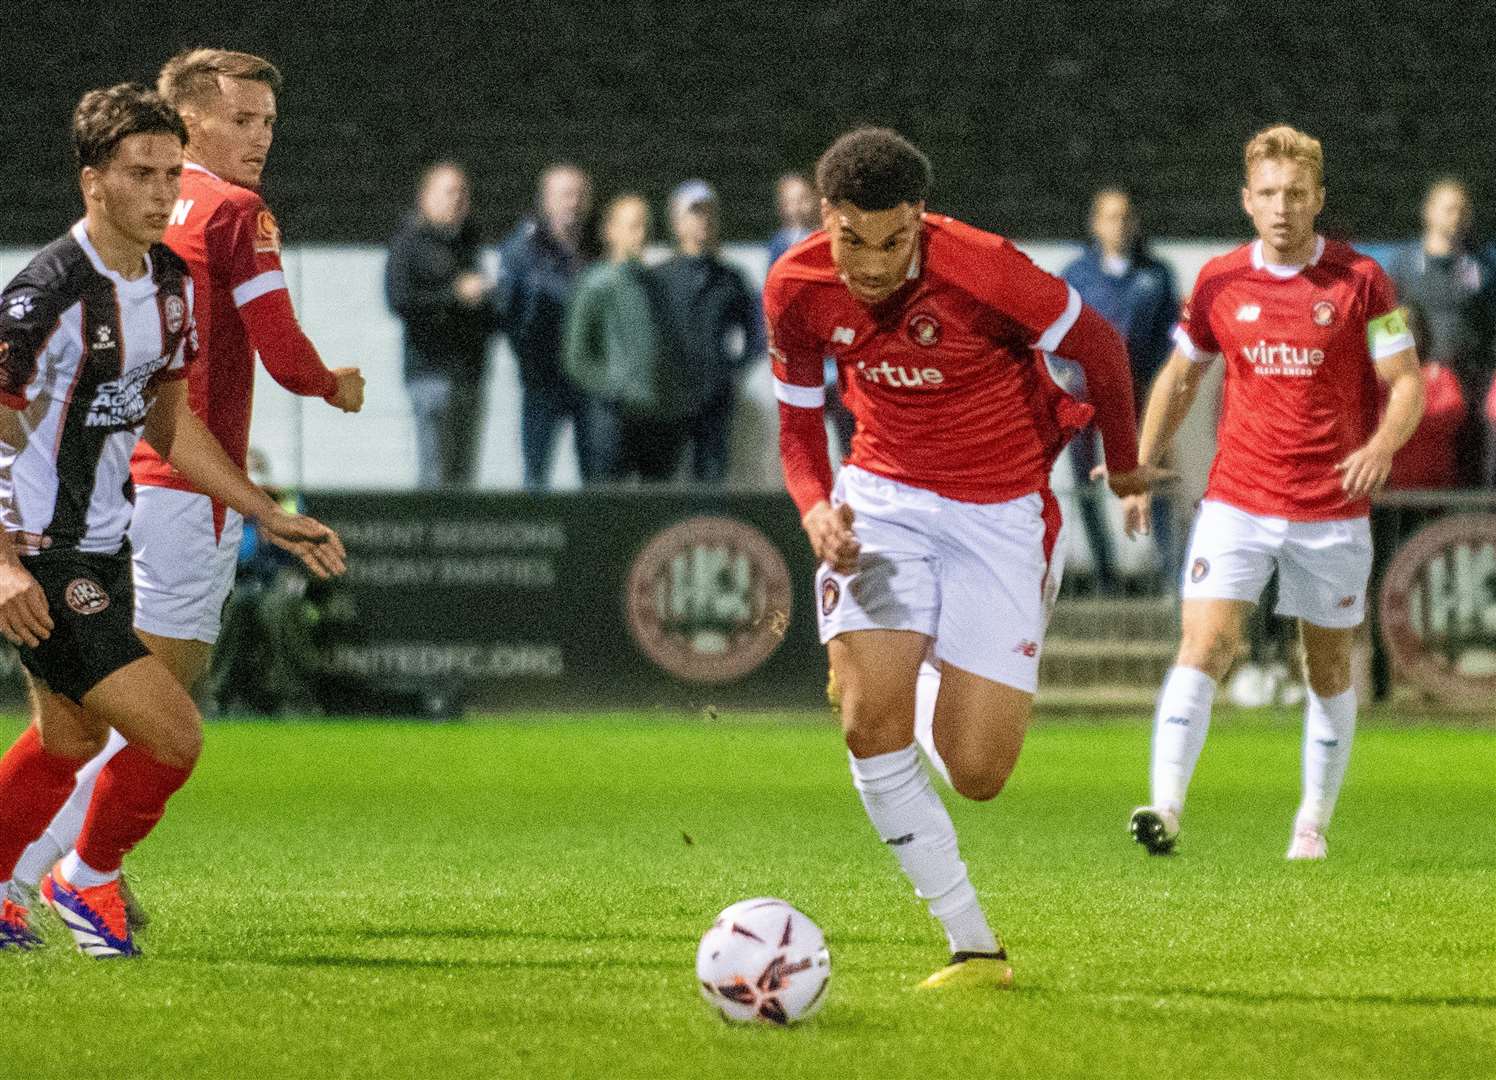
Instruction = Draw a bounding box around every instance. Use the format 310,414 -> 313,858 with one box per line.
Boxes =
948,762 -> 1010,802
144,718 -> 203,770
1177,628 -> 1238,680
1303,654 -> 1352,697
38,724 -> 109,761
839,685 -> 911,757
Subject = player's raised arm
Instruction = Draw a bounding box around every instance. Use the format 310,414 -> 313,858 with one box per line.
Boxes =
1336,307 -> 1425,498
208,198 -> 364,413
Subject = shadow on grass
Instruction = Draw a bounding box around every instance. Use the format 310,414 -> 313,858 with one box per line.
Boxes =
175,951 -> 681,973
1033,984 -> 1496,1011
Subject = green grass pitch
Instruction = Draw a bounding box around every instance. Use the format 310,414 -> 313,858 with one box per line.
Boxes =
3,710 -> 1493,1079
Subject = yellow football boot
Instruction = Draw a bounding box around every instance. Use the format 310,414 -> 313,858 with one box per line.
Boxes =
918,950 -> 1014,990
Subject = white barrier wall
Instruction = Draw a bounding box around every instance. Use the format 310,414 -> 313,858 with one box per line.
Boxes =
0,239 -> 1232,573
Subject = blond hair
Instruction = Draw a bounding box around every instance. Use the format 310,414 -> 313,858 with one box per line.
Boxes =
1243,125 -> 1323,186
158,48 -> 282,110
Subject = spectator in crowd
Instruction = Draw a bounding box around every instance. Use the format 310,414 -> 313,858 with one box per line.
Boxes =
652,180 -> 766,484
1059,189 -> 1180,592
563,194 -> 688,482
766,172 -> 819,268
1389,179 -> 1496,486
385,162 -> 500,489
766,171 -> 854,458
500,163 -> 598,489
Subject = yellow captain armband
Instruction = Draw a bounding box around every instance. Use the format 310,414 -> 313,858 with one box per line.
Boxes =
1367,307 -> 1412,356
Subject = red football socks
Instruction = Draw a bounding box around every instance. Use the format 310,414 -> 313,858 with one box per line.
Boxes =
74,745 -> 193,874
0,726 -> 89,881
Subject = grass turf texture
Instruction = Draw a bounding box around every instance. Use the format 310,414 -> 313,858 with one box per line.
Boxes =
2,711 -> 1492,1080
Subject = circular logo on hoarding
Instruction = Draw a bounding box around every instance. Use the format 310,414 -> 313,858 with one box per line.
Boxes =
907,313 -> 941,347
65,578 -> 110,615
625,516 -> 793,684
1378,513 -> 1496,702
1190,557 -> 1210,583
1312,300 -> 1337,327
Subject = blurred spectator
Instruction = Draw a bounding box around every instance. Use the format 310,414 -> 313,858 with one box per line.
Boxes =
652,180 -> 766,484
500,163 -> 599,489
385,162 -> 499,489
1384,301 -> 1467,491
766,172 -> 819,268
1388,179 -> 1496,486
564,194 -> 687,482
1058,189 -> 1180,592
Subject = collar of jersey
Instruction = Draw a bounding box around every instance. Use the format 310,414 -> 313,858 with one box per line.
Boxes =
70,220 -> 156,292
1251,235 -> 1324,278
184,160 -> 223,181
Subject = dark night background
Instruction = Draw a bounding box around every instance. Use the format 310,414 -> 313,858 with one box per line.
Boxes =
2,1 -> 1492,245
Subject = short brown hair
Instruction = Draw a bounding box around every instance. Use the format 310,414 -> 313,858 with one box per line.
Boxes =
72,83 -> 187,170
1243,124 -> 1324,186
158,48 -> 282,110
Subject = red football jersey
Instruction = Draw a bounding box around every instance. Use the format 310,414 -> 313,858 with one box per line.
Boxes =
132,163 -> 336,489
767,214 -> 1114,506
1177,237 -> 1414,520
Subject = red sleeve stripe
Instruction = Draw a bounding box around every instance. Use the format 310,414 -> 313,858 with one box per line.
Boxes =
1034,284 -> 1082,352
232,270 -> 287,308
1172,324 -> 1219,364
773,378 -> 825,408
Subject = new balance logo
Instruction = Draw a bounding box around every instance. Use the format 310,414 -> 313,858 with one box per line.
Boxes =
1235,304 -> 1261,321
168,198 -> 194,227
1164,715 -> 1191,726
1315,738 -> 1339,748
1013,640 -> 1038,658
832,326 -> 855,345
885,833 -> 916,846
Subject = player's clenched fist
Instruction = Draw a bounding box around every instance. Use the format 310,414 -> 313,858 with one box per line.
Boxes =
802,501 -> 860,574
328,368 -> 366,413
0,560 -> 53,648
258,510 -> 348,579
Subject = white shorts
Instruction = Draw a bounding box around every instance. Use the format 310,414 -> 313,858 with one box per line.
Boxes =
130,486 -> 243,644
1182,499 -> 1372,629
815,465 -> 1065,693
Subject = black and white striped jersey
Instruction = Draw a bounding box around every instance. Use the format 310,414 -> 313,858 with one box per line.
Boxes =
0,221 -> 193,554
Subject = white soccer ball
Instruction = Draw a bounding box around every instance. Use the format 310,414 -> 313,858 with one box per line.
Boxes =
696,898 -> 831,1025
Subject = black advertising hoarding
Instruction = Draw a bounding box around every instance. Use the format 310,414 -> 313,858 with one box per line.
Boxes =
298,490 -> 826,710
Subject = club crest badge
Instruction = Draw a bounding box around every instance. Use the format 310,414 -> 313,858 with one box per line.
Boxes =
1190,558 -> 1210,583
65,578 -> 110,615
821,577 -> 841,616
1312,300 -> 1336,327
907,313 -> 941,347
164,294 -> 186,334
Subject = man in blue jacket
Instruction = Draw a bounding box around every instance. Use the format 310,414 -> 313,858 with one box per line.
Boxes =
1060,189 -> 1179,591
499,163 -> 598,490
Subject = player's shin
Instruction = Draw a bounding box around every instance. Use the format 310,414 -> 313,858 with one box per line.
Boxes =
13,729 -> 128,888
0,726 -> 92,883
848,746 -> 998,955
1150,666 -> 1217,815
66,744 -> 193,883
1296,687 -> 1356,833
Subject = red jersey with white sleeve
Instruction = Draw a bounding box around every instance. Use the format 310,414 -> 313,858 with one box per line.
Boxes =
1175,236 -> 1414,521
767,214 -> 1139,514
131,162 -> 338,489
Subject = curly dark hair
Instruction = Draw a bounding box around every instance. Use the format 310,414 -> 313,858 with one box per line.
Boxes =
73,83 -> 186,170
815,127 -> 932,210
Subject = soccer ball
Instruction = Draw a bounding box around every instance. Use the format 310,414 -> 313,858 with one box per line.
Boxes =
696,898 -> 831,1025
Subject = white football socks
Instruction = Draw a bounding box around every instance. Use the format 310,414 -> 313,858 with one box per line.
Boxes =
1296,687 -> 1356,832
848,745 -> 998,955
912,659 -> 952,786
57,850 -> 118,889
13,729 -> 126,888
1149,666 -> 1217,815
